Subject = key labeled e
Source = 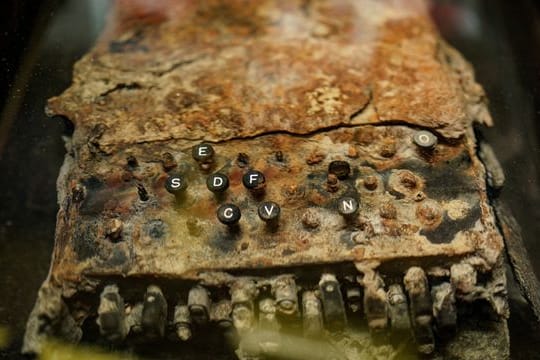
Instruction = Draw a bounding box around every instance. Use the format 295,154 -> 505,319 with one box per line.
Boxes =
192,143 -> 215,162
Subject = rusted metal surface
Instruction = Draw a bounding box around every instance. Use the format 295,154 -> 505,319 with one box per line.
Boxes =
44,124 -> 501,280
24,0 -> 509,358
47,0 -> 491,154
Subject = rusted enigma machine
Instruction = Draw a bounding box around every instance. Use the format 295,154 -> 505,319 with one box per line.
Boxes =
24,0 -> 512,359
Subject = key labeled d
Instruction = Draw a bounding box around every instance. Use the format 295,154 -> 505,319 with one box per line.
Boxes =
207,173 -> 229,193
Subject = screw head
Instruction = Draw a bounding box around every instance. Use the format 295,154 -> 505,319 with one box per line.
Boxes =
165,174 -> 187,194
192,143 -> 215,162
217,203 -> 241,225
206,173 -> 229,193
413,130 -> 438,149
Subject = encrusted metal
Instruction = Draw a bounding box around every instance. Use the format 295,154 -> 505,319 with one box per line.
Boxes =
23,0 -> 511,358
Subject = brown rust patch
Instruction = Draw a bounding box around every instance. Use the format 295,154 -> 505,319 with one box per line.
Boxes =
47,0 -> 490,157
306,151 -> 326,165
416,200 -> 444,230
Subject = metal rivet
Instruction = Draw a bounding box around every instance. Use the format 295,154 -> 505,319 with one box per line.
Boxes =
413,130 -> 438,149
326,173 -> 339,193
161,152 -> 177,171
236,152 -> 249,167
302,209 -> 320,229
105,219 -> 123,241
364,176 -> 378,190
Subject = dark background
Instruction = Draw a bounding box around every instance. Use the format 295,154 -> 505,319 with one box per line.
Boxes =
0,0 -> 539,358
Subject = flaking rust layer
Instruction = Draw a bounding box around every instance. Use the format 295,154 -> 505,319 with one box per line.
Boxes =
25,0 -> 509,359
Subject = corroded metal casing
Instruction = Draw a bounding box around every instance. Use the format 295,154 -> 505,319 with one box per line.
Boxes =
24,0 -> 509,358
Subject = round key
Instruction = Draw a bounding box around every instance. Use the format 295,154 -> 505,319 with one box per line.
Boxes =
206,173 -> 229,193
217,204 -> 241,225
165,174 -> 187,195
328,160 -> 351,180
413,130 -> 438,149
257,201 -> 280,223
192,143 -> 215,163
337,196 -> 359,217
242,170 -> 265,190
